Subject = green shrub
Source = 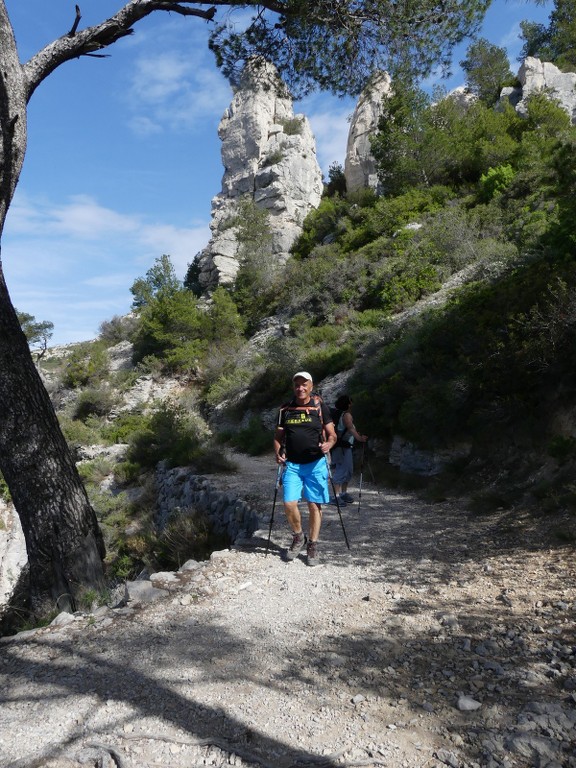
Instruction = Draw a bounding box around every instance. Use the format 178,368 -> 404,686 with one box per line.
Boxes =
62,341 -> 109,389
109,368 -> 141,393
87,488 -> 132,527
279,116 -> 304,135
353,309 -> 390,329
73,387 -> 116,421
0,472 -> 10,503
325,162 -> 347,197
101,411 -> 149,444
99,314 -> 139,344
106,527 -> 156,581
154,508 -> 226,569
107,553 -> 138,581
262,149 -> 284,167
191,444 -> 238,474
479,164 -> 516,201
468,489 -> 516,514
204,367 -> 253,408
378,264 -> 441,312
230,416 -> 272,455
76,587 -> 111,612
113,461 -> 142,485
131,288 -> 209,367
77,457 -> 114,486
127,404 -> 203,470
548,435 -> 576,464
302,342 -> 357,381
58,414 -> 103,446
291,196 -> 350,259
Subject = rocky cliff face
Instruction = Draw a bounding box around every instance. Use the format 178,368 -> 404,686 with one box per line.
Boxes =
501,56 -> 576,123
197,61 -> 323,291
344,71 -> 391,193
0,499 -> 27,623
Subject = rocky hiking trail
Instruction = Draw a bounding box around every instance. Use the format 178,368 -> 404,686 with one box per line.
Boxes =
1,451 -> 575,768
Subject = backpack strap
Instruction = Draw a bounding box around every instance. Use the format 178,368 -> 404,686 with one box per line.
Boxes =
278,394 -> 326,436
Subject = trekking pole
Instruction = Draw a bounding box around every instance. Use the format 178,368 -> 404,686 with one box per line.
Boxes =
265,461 -> 284,557
357,441 -> 365,516
366,457 -> 376,484
325,454 -> 351,550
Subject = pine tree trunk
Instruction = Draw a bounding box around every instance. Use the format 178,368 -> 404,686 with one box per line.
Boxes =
0,5 -> 106,615
0,268 -> 106,614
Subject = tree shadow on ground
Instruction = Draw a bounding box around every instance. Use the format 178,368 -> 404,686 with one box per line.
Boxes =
0,615 -> 348,768
3,579 -> 572,768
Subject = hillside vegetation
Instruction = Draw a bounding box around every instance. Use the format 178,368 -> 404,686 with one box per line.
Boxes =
7,73 -> 576,590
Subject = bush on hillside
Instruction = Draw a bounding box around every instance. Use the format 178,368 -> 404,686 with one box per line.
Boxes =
99,314 -> 139,344
62,341 -> 109,389
154,508 -> 228,570
73,387 -> 116,421
227,416 -> 272,455
127,404 -> 204,470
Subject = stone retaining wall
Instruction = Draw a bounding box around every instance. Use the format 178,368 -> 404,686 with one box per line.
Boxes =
155,463 -> 261,542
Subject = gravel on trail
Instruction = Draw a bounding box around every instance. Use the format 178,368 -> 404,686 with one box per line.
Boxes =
0,451 -> 575,768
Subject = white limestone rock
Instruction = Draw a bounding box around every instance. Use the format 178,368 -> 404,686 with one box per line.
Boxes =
500,57 -> 576,123
0,499 -> 28,617
344,71 -> 392,193
198,60 -> 323,290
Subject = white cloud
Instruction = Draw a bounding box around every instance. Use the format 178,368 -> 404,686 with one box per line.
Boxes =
49,195 -> 141,239
5,193 -> 140,241
123,22 -> 232,135
138,222 -> 211,276
3,190 -> 211,345
298,94 -> 354,176
129,115 -> 163,137
130,52 -> 195,104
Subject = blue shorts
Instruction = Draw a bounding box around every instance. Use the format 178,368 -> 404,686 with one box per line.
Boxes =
283,458 -> 330,504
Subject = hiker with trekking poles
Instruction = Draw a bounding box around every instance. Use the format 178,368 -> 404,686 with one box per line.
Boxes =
330,394 -> 368,507
272,371 -> 338,566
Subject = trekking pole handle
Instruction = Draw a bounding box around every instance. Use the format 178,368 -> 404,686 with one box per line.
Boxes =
275,461 -> 284,487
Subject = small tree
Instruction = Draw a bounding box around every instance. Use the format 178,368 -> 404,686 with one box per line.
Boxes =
519,0 -> 576,71
184,254 -> 203,297
232,198 -> 279,332
130,254 -> 180,309
460,38 -> 514,106
371,84 -> 432,194
17,310 -> 54,360
325,162 -> 347,197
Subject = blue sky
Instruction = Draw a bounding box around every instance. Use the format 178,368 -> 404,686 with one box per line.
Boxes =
2,0 -> 553,346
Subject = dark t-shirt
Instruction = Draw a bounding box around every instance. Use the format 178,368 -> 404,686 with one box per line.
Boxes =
277,397 -> 333,464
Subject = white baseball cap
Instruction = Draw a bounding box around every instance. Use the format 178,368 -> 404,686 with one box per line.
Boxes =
292,371 -> 313,382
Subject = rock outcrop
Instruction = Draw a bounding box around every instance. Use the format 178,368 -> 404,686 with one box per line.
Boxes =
0,500 -> 28,622
197,61 -> 323,291
344,71 -> 391,193
500,56 -> 576,123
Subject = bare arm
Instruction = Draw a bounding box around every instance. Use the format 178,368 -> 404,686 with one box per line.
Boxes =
321,422 -> 337,454
343,412 -> 367,442
273,427 -> 285,464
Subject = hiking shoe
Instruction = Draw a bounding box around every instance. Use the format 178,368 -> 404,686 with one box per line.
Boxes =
307,540 -> 320,567
340,492 -> 354,504
330,496 -> 346,506
285,531 -> 307,561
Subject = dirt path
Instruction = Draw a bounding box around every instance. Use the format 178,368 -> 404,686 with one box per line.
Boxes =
1,451 -> 575,768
